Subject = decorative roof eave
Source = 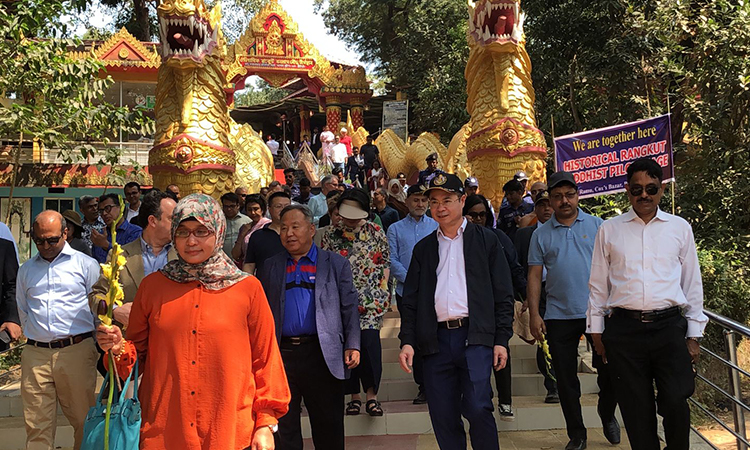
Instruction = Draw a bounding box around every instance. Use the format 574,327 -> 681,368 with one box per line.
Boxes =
0,163 -> 152,188
69,28 -> 161,70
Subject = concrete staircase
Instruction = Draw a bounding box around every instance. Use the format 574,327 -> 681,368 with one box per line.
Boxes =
0,311 -> 609,448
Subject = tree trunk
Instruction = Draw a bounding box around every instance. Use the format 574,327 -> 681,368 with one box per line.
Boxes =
132,0 -> 151,41
5,132 -> 23,224
568,56 -> 583,132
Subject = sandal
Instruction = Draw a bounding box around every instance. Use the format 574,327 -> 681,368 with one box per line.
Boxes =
365,399 -> 383,417
345,399 -> 361,415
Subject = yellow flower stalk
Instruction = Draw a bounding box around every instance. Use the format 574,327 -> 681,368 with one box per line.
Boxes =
537,337 -> 556,382
95,195 -> 127,450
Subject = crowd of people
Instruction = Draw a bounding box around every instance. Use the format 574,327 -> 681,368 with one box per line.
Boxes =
0,149 -> 706,450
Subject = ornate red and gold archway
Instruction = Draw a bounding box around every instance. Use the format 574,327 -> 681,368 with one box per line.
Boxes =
226,0 -> 373,137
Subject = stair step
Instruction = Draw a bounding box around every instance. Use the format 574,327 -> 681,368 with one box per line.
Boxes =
0,395 -> 620,447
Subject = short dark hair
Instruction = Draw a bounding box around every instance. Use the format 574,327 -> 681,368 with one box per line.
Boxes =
124,182 -> 141,192
268,180 -> 282,189
137,190 -> 172,227
502,179 -> 524,193
299,177 -> 311,187
220,192 -> 240,205
332,167 -> 343,176
245,194 -> 267,213
627,157 -> 663,183
284,168 -> 296,175
268,191 -> 291,207
326,189 -> 341,199
99,193 -> 120,205
280,204 -> 313,223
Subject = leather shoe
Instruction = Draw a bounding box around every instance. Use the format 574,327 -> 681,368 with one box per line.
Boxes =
412,390 -> 427,405
602,416 -> 621,444
564,438 -> 587,450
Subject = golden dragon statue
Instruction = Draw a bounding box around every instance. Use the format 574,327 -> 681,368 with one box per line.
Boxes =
448,0 -> 547,209
149,0 -> 274,197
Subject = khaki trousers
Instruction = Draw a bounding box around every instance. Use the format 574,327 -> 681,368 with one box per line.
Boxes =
21,338 -> 98,450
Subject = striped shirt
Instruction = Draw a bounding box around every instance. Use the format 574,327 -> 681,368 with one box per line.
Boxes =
282,244 -> 318,337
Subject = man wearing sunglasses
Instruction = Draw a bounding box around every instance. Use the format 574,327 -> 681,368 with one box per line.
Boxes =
526,171 -> 619,450
91,193 -> 143,263
588,157 -> 707,450
16,210 -> 101,449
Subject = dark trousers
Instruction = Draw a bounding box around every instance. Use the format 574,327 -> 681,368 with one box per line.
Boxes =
545,318 -> 617,440
345,329 -> 382,395
493,346 -> 512,405
603,313 -> 695,450
397,294 -> 425,391
536,295 -> 558,395
537,346 -> 558,394
422,327 -> 499,450
277,339 -> 345,450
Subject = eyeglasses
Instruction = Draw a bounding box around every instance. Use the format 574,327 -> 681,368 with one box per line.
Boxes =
98,204 -> 118,215
429,198 -> 458,209
550,192 -> 577,202
174,228 -> 214,239
33,235 -> 62,246
466,211 -> 487,219
222,203 -> 239,209
629,184 -> 660,196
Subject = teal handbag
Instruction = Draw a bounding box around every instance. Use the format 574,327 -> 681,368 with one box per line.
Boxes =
82,360 -> 141,450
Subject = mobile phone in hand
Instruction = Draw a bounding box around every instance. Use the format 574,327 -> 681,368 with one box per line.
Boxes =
0,330 -> 11,344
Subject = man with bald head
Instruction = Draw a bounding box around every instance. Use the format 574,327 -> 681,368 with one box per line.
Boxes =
518,182 -> 549,228
16,210 -> 101,450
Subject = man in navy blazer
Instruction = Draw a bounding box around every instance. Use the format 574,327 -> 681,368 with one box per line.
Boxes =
256,204 -> 360,450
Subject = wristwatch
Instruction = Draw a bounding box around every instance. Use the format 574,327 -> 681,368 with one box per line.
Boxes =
267,423 -> 278,433
687,337 -> 703,343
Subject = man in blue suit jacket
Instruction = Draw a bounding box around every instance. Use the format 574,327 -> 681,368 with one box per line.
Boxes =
256,204 -> 360,450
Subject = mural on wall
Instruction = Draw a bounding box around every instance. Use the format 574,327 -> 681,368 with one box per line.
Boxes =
1,197 -> 31,262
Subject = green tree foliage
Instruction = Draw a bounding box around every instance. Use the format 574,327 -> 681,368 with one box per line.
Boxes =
0,0 -> 154,189
525,0 -> 750,326
315,0 -> 469,141
234,78 -> 288,107
72,0 -> 266,42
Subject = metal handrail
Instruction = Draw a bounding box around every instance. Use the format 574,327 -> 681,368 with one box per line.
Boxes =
705,310 -> 750,337
692,309 -> 750,449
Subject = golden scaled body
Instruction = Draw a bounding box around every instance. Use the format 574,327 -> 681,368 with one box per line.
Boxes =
377,130 -> 454,181
447,0 -> 547,210
149,0 -> 274,198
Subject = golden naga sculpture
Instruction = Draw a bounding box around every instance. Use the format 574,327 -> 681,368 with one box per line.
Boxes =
149,0 -> 274,197
377,130 -> 452,181
447,0 -> 547,210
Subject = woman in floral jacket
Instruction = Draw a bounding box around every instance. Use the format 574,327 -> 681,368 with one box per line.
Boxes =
322,188 -> 390,417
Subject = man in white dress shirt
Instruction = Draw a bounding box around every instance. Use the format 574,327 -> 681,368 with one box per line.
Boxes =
17,210 -> 101,450
398,174 -> 515,450
588,157 -> 707,450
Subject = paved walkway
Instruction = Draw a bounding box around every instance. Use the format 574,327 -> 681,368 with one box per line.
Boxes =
300,429 -> 634,449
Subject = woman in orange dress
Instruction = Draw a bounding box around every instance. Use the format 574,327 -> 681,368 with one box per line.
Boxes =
97,193 -> 290,450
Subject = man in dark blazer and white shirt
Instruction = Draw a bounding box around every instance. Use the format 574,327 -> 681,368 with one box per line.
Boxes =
0,237 -> 20,350
398,173 -> 515,450
256,204 -> 360,450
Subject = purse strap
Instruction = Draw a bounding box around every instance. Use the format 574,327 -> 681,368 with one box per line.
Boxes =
94,357 -> 139,405
118,359 -> 139,403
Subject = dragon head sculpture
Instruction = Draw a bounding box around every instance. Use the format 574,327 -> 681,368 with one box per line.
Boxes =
445,0 -> 546,210
149,0 -> 235,197
468,0 -> 525,49
157,0 -> 223,68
